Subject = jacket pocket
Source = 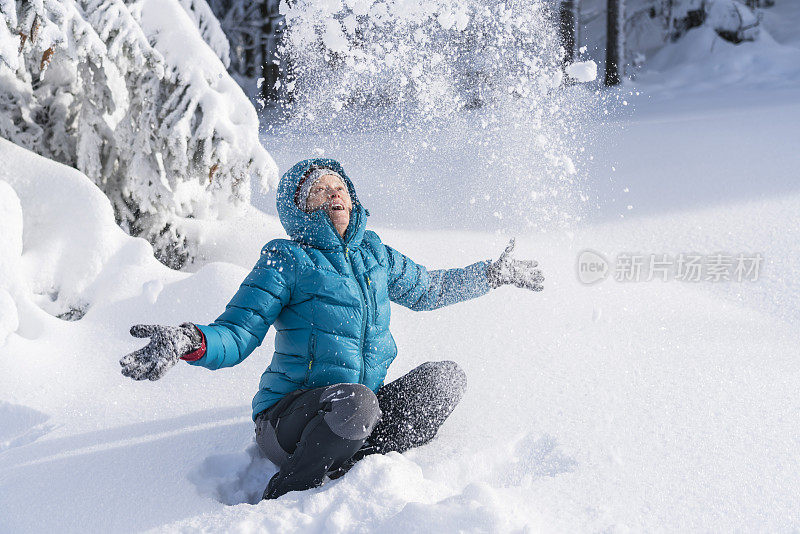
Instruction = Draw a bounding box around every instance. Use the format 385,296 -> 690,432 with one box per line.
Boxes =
304,332 -> 317,384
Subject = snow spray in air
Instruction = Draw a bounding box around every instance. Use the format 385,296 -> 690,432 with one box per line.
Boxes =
268,0 -> 602,232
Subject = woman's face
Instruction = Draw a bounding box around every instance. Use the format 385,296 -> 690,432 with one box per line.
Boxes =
305,174 -> 353,237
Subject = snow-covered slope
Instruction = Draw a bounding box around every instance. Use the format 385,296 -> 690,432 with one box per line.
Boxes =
631,23 -> 800,92
574,0 -> 800,87
2,64 -> 800,532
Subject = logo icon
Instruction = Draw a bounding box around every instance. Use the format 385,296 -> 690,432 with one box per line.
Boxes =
577,249 -> 609,285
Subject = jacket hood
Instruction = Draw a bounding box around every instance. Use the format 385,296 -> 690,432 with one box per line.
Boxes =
277,158 -> 369,250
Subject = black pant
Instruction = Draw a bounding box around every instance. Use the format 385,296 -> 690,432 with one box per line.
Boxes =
255,360 -> 467,499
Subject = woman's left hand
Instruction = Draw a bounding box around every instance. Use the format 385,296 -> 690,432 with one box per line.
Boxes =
486,238 -> 544,291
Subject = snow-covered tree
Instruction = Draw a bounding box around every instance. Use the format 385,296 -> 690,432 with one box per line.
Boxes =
0,0 -> 277,268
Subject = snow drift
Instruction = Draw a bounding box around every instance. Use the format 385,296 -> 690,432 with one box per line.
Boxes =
2,85 -> 800,531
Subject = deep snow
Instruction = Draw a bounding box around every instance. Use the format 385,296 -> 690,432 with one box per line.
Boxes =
3,7 -> 800,532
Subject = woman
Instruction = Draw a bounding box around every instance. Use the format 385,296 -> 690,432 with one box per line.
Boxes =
120,158 -> 544,499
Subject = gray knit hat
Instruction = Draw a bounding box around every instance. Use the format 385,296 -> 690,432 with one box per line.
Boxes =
295,167 -> 347,212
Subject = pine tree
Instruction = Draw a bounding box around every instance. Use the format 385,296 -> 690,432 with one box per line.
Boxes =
0,0 -> 276,268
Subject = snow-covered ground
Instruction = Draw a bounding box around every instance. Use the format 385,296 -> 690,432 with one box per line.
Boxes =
2,7 -> 800,532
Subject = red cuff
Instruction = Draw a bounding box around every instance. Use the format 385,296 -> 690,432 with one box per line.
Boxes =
180,328 -> 206,362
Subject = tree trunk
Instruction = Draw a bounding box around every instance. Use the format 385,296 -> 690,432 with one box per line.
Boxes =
259,0 -> 287,103
662,0 -> 674,41
605,0 -> 625,86
259,0 -> 271,102
559,0 -> 578,65
243,31 -> 255,78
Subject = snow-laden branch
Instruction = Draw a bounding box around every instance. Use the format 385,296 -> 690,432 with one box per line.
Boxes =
175,0 -> 230,68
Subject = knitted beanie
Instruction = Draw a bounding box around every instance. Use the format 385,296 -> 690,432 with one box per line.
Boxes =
295,167 -> 346,212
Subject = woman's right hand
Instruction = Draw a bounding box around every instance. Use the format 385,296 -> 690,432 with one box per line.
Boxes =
120,323 -> 203,381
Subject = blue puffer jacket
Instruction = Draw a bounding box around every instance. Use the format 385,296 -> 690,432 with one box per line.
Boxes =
190,158 -> 491,420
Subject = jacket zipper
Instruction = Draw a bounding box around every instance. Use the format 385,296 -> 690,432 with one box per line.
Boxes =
366,274 -> 377,318
326,216 -> 368,384
347,246 -> 368,384
305,332 -> 316,384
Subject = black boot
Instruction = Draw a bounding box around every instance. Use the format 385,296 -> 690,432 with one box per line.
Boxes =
263,410 -> 367,500
261,383 -> 381,500
326,440 -> 381,480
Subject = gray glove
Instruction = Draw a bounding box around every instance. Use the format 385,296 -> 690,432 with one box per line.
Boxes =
486,238 -> 544,291
120,323 -> 202,381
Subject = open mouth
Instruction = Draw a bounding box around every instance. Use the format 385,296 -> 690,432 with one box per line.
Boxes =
329,203 -> 346,211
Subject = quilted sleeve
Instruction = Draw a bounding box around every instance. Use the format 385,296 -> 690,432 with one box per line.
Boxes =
384,245 -> 490,311
189,242 -> 295,370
